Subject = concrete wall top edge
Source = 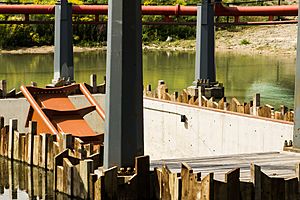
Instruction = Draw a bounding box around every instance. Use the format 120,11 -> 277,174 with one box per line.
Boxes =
144,96 -> 293,126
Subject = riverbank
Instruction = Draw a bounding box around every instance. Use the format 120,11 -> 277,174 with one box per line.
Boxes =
0,24 -> 297,56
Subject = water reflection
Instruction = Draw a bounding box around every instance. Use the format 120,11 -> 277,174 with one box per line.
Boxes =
0,51 -> 296,109
0,157 -> 53,199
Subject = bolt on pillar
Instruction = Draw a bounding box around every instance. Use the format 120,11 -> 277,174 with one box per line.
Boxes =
104,0 -> 144,168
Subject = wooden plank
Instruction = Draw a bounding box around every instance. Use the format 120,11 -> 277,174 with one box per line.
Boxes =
80,159 -> 94,199
201,173 -> 214,200
41,133 -> 50,169
103,166 -> 118,199
33,135 -> 41,166
244,103 -> 251,114
89,173 -> 98,200
63,158 -> 74,196
207,97 -> 216,108
214,180 -> 227,200
274,111 -> 282,120
169,172 -> 181,200
19,135 -> 26,162
225,168 -> 240,200
62,133 -> 73,151
250,164 -> 261,200
201,96 -> 208,107
0,80 -> 7,98
240,182 -> 253,200
27,121 -> 37,166
261,172 -> 271,200
56,166 -> 64,192
74,137 -> 85,159
253,93 -> 260,116
154,168 -> 162,199
0,126 -> 9,157
270,177 -> 285,200
13,131 -> 20,161
94,175 -> 104,200
54,149 -> 69,192
281,105 -> 288,119
285,177 -> 299,200
162,164 -> 172,200
231,98 -> 241,112
90,74 -> 97,93
265,104 -> 274,119
135,155 -> 150,199
47,135 -> 54,170
181,162 -> 193,199
218,97 -> 226,110
181,162 -> 201,200
8,118 -> 17,159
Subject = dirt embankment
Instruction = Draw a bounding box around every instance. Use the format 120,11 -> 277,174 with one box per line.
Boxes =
0,24 -> 298,56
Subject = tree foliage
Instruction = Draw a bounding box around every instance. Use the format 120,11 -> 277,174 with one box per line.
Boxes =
0,0 -> 200,48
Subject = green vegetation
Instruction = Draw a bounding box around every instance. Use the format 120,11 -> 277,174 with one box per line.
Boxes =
240,39 -> 250,45
0,0 -> 284,48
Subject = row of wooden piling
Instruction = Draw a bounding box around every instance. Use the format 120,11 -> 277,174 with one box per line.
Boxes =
154,162 -> 300,200
0,116 -> 300,199
144,80 -> 294,122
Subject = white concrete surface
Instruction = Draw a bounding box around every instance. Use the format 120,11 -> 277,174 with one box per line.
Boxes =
143,98 -> 293,160
0,95 -> 293,160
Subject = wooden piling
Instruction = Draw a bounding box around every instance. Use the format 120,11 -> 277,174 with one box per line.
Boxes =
79,159 -> 94,199
0,80 -> 7,98
201,173 -> 214,200
251,163 -> 261,200
41,133 -> 50,169
63,158 -> 74,196
8,118 -> 17,159
135,155 -> 150,199
27,121 -> 37,166
33,134 -> 41,166
103,166 -> 118,199
90,74 -> 97,94
225,168 -> 240,200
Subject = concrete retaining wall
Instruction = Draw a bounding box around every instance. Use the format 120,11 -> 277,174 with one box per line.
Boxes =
144,98 -> 293,160
0,95 -> 294,160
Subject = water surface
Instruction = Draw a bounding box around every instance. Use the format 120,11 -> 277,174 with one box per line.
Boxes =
0,51 -> 295,109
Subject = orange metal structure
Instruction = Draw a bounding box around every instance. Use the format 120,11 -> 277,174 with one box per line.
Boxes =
0,4 -> 298,16
20,83 -> 105,144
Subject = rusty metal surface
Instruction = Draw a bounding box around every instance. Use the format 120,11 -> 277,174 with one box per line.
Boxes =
80,83 -> 105,120
21,84 -> 105,141
20,85 -> 59,135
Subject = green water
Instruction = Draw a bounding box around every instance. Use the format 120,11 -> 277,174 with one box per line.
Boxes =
0,51 -> 296,109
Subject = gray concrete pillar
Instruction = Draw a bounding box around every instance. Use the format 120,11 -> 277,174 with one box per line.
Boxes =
293,1 -> 300,148
53,0 -> 74,82
195,1 -> 216,82
104,0 -> 144,168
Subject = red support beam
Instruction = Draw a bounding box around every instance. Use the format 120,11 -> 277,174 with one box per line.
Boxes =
0,4 -> 298,17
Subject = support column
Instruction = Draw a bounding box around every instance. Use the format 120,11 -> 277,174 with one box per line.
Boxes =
53,0 -> 74,82
293,1 -> 300,148
104,0 -> 144,168
195,1 -> 216,82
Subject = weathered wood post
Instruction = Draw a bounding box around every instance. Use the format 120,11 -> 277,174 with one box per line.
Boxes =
104,0 -> 144,168
8,118 -> 17,160
53,0 -> 74,83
